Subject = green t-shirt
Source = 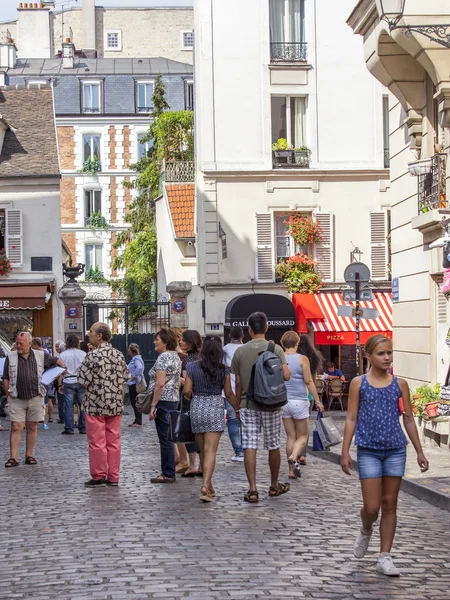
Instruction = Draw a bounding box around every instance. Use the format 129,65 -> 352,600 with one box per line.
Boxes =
231,339 -> 287,410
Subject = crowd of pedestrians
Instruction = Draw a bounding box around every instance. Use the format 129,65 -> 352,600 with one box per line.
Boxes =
1,315 -> 429,577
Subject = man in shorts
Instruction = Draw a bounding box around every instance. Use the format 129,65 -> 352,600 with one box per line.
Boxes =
2,332 -> 64,467
231,312 -> 291,503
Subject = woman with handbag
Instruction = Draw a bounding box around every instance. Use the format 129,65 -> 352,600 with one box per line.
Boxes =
280,331 -> 324,480
149,329 -> 182,484
183,336 -> 238,502
127,344 -> 146,428
341,334 -> 429,577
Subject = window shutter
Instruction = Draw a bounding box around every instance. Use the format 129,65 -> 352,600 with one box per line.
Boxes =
370,211 -> 388,280
314,212 -> 334,281
256,212 -> 274,282
5,209 -> 23,267
436,277 -> 447,324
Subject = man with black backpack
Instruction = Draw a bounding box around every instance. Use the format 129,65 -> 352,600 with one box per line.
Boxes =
231,312 -> 291,503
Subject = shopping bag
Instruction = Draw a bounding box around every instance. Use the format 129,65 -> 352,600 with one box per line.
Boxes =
316,416 -> 342,448
168,409 -> 196,443
312,411 -> 324,451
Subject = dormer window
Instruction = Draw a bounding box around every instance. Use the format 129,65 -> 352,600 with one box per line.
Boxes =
82,81 -> 102,113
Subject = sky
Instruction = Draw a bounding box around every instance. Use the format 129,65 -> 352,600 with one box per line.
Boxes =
1,0 -> 193,24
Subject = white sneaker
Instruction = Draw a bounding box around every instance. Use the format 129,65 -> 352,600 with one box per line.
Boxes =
353,527 -> 373,558
231,455 -> 244,462
376,553 -> 400,577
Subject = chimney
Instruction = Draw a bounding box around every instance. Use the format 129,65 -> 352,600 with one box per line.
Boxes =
62,38 -> 75,69
82,0 -> 97,58
0,34 -> 17,69
17,3 -> 52,59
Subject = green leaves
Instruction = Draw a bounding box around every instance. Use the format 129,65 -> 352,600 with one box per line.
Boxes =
79,156 -> 101,176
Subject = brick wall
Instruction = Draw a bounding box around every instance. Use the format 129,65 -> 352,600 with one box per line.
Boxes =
108,126 -> 117,170
110,231 -> 118,278
57,127 -> 75,170
110,177 -> 117,223
62,232 -> 77,259
60,178 -> 76,223
123,127 -> 131,168
124,178 -> 132,215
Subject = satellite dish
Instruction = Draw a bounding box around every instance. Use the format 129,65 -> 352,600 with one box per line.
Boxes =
344,262 -> 371,287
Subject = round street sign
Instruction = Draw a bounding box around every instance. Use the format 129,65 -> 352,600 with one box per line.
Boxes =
344,262 -> 371,288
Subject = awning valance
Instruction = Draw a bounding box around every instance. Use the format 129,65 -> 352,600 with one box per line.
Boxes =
0,283 -> 50,311
225,293 -> 296,329
293,292 -> 392,336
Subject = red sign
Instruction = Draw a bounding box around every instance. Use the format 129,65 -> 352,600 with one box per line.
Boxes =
66,306 -> 81,318
315,331 -> 392,346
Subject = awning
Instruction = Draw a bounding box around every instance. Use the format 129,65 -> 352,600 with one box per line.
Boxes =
225,293 -> 296,329
293,292 -> 392,340
0,283 -> 50,311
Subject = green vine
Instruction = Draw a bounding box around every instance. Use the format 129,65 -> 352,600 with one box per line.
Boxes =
88,211 -> 110,232
79,156 -> 101,176
84,265 -> 106,283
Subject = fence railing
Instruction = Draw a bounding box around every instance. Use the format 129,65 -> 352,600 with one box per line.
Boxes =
418,153 -> 447,214
164,160 -> 195,183
270,42 -> 308,62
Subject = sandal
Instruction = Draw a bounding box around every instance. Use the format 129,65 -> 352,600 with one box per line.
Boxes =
243,490 -> 259,503
150,474 -> 175,484
209,485 -> 216,497
175,463 -> 190,474
299,457 -> 307,466
269,482 -> 290,497
24,456 -> 38,465
195,471 -> 203,477
288,459 -> 301,478
181,470 -> 197,478
200,487 -> 213,503
5,458 -> 19,468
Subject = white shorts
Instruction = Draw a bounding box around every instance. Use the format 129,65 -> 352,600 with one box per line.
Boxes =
282,400 -> 310,420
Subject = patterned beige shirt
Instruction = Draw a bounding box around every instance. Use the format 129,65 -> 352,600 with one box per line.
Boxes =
78,344 -> 130,416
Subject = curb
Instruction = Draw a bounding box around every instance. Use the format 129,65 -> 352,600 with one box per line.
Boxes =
306,444 -> 450,512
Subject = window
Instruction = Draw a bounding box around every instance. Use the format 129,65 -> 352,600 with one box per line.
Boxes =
136,82 -> 154,113
85,190 -> 102,224
0,210 -> 4,251
182,30 -> 194,49
185,80 -> 194,111
270,0 -> 305,43
82,81 -> 101,113
85,244 -> 103,272
138,135 -> 154,160
271,96 -> 306,148
83,135 -> 101,162
383,95 -> 390,168
106,31 -> 121,50
275,214 -> 309,264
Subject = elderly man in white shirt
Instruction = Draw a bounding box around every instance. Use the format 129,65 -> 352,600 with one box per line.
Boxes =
58,335 -> 86,435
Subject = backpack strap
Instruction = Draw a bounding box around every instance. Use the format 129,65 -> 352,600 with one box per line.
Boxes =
268,342 -> 275,354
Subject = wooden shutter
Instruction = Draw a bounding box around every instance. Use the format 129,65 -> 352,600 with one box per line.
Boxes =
370,211 -> 388,280
5,208 -> 23,267
256,212 -> 274,282
314,212 -> 334,281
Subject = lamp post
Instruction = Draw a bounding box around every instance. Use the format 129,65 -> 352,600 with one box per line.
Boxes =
376,0 -> 450,49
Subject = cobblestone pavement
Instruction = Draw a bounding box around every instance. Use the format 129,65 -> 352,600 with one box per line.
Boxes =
1,413 -> 449,600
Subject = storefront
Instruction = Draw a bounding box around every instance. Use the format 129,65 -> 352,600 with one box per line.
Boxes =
293,292 -> 392,380
0,282 -> 55,352
224,293 -> 296,343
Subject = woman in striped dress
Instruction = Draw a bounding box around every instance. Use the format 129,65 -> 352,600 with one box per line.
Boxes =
183,336 -> 238,502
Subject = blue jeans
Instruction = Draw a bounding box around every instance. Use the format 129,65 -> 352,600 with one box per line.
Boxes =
155,401 -> 177,478
225,400 -> 243,457
357,446 -> 407,480
57,390 -> 65,421
64,382 -> 86,433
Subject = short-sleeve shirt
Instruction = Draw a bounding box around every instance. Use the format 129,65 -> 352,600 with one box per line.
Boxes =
148,351 -> 181,403
326,368 -> 343,378
181,350 -> 200,373
186,361 -> 230,396
231,339 -> 287,410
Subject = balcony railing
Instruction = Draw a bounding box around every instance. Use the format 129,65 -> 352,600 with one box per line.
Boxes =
418,153 -> 447,214
164,160 -> 195,183
272,149 -> 310,169
270,42 -> 308,62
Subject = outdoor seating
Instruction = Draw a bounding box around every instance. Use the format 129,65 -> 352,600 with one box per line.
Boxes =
315,379 -> 326,403
327,379 -> 345,411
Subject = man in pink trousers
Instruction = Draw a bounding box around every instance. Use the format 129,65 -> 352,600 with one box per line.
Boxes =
78,323 -> 129,487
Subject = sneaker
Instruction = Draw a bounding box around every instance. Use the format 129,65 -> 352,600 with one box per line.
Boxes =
106,480 -> 119,487
353,527 -> 373,558
61,430 -> 74,435
84,478 -> 106,488
376,553 -> 400,577
231,455 -> 244,462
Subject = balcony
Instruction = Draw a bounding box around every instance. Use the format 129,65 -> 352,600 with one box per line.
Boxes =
165,161 -> 194,183
418,153 -> 447,214
272,149 -> 310,169
270,42 -> 307,63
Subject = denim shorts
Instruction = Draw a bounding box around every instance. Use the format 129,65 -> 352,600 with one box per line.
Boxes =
357,446 -> 407,480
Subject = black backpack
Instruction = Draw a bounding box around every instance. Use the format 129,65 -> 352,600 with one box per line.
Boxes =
247,342 -> 288,411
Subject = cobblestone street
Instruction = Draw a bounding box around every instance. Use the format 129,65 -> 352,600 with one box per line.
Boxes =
1,414 -> 449,600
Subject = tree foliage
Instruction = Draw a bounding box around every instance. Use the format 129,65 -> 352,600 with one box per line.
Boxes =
112,75 -> 194,312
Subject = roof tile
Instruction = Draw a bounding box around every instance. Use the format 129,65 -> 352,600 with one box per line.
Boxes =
166,184 -> 195,239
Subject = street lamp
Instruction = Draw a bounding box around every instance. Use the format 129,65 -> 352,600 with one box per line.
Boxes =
376,0 -> 450,49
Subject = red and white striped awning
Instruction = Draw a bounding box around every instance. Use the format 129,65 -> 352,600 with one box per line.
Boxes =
312,292 -> 392,332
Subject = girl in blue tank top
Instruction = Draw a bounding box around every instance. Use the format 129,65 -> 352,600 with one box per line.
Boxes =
341,335 -> 428,577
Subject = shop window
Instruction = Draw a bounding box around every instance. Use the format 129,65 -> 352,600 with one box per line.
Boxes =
83,135 -> 101,162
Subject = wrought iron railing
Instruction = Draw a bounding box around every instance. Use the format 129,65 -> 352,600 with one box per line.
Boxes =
384,148 -> 390,168
270,42 -> 308,62
272,150 -> 310,169
164,160 -> 195,182
418,153 -> 447,214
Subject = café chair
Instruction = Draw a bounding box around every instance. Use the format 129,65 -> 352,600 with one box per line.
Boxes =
314,379 -> 325,402
327,379 -> 345,411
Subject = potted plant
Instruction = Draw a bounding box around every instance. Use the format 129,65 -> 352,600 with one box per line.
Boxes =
275,252 -> 324,294
412,384 -> 441,418
87,211 -> 110,232
0,248 -> 12,277
78,155 -> 101,177
293,146 -> 311,166
285,214 -> 322,246
272,138 -> 292,166
85,265 -> 106,283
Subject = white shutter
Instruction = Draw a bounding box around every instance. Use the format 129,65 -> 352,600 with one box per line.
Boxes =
5,209 -> 23,267
256,212 -> 274,282
436,277 -> 447,324
370,211 -> 388,280
314,212 -> 334,281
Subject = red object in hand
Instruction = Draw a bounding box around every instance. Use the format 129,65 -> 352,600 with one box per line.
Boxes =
398,396 -> 405,415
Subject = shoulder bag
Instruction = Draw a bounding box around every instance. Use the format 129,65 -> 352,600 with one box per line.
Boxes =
168,395 -> 196,443
135,378 -> 155,414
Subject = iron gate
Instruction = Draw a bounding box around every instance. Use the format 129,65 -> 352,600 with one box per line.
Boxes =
82,299 -> 171,370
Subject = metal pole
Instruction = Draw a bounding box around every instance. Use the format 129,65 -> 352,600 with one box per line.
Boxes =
355,272 -> 361,376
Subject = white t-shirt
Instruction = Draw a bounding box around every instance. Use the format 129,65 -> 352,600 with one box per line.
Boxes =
60,348 -> 87,384
222,343 -> 242,396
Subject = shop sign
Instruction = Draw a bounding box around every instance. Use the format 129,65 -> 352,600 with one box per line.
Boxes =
225,319 -> 295,328
0,300 -> 10,308
172,299 -> 186,313
392,277 -> 399,302
66,306 -> 81,318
